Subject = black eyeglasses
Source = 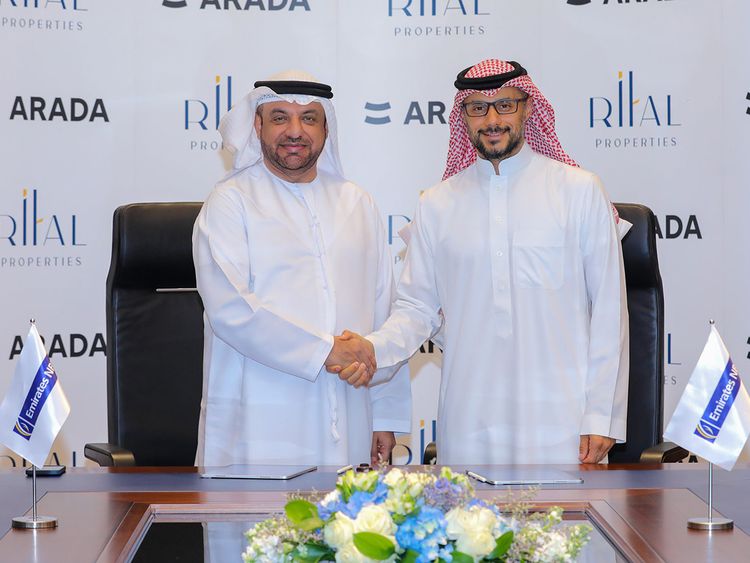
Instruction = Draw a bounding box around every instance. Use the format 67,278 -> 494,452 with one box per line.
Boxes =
461,97 -> 529,117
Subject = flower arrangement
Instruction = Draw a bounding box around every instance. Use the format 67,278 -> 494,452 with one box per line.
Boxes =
243,467 -> 591,562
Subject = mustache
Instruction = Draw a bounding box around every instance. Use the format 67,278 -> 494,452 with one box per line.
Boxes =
478,125 -> 511,135
280,136 -> 309,145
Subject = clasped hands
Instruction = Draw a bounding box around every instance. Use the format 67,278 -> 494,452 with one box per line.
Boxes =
325,330 -> 375,388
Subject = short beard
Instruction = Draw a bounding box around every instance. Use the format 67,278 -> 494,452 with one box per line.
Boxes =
470,125 -> 524,162
260,136 -> 323,177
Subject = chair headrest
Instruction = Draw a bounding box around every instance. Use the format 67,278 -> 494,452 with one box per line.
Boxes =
109,202 -> 203,289
614,203 -> 662,288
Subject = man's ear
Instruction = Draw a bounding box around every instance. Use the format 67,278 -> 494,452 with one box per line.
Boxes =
523,97 -> 534,121
254,109 -> 263,137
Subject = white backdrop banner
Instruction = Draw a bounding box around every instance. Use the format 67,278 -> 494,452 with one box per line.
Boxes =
1,0 -> 748,467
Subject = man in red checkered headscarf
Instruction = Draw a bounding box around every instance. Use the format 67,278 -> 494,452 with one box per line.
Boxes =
443,59 -> 577,180
359,59 -> 630,466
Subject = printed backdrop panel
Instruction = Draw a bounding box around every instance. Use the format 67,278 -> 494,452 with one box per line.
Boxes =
1,0 -> 748,467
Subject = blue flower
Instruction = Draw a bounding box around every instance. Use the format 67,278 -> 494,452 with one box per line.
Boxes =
323,481 -> 390,520
468,497 -> 492,511
438,543 -> 454,562
395,506 -> 448,563
422,477 -> 467,511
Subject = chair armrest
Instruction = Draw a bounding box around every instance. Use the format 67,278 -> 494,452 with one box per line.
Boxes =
640,441 -> 689,463
84,442 -> 136,467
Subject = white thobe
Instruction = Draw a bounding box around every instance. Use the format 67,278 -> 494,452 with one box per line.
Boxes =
368,144 -> 629,465
193,164 -> 411,467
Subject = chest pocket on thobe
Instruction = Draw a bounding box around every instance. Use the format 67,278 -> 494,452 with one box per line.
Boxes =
512,229 -> 565,289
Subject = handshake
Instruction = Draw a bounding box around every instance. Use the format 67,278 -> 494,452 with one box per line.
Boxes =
324,330 -> 376,388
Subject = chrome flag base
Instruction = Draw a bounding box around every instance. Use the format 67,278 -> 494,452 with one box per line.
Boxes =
12,515 -> 58,529
687,517 -> 734,531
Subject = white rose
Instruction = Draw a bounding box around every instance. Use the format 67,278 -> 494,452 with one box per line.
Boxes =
445,506 -> 499,559
334,541 -> 398,563
324,512 -> 355,549
335,542 -> 368,563
383,468 -> 403,487
354,504 -> 396,536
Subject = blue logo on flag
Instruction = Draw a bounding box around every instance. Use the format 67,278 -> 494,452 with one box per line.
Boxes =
11,357 -> 58,442
694,359 -> 741,443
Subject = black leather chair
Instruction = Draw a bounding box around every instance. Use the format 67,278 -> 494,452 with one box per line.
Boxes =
423,203 -> 686,465
610,203 -> 685,463
84,203 -> 204,466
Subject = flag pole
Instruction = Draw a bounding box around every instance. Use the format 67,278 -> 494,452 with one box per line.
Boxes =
9,321 -> 58,529
687,461 -> 733,530
11,463 -> 58,529
686,320 -> 734,531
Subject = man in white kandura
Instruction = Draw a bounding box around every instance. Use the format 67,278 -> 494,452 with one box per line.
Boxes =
193,70 -> 410,467
338,59 -> 629,465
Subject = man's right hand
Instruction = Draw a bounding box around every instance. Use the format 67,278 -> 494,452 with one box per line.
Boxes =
325,330 -> 376,387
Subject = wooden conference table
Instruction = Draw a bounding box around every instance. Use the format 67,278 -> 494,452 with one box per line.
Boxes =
1,463 -> 750,562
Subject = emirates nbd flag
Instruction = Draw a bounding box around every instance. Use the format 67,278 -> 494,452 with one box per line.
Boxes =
664,326 -> 750,470
0,324 -> 70,468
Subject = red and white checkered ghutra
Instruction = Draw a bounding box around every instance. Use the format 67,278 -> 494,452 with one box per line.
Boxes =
443,59 -> 578,180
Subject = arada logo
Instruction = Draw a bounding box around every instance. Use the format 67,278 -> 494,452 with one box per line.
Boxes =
9,96 -> 109,123
364,102 -> 391,125
9,332 -> 106,360
163,0 -> 311,10
364,100 -> 447,125
568,0 -> 673,4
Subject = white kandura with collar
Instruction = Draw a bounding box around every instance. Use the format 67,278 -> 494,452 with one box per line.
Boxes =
193,163 -> 410,466
368,143 -> 629,465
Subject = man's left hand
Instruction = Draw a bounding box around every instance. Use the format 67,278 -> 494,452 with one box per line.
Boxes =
334,360 -> 371,388
578,434 -> 615,464
371,431 -> 396,466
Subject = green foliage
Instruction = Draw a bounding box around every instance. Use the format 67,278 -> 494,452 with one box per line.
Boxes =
352,531 -> 396,560
487,530 -> 514,559
290,542 -> 334,562
450,551 -> 474,563
286,499 -> 324,531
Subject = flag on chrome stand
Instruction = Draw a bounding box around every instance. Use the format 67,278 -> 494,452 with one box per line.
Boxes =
664,325 -> 750,470
0,324 -> 70,468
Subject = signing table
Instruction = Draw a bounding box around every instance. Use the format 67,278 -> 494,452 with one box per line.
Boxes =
1,463 -> 750,562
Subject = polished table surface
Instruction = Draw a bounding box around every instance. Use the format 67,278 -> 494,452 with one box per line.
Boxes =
1,462 -> 750,562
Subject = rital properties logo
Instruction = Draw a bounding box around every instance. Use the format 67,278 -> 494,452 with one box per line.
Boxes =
1,0 -> 89,32
387,0 -> 490,38
183,75 -> 234,152
588,70 -> 681,150
0,188 -> 86,268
